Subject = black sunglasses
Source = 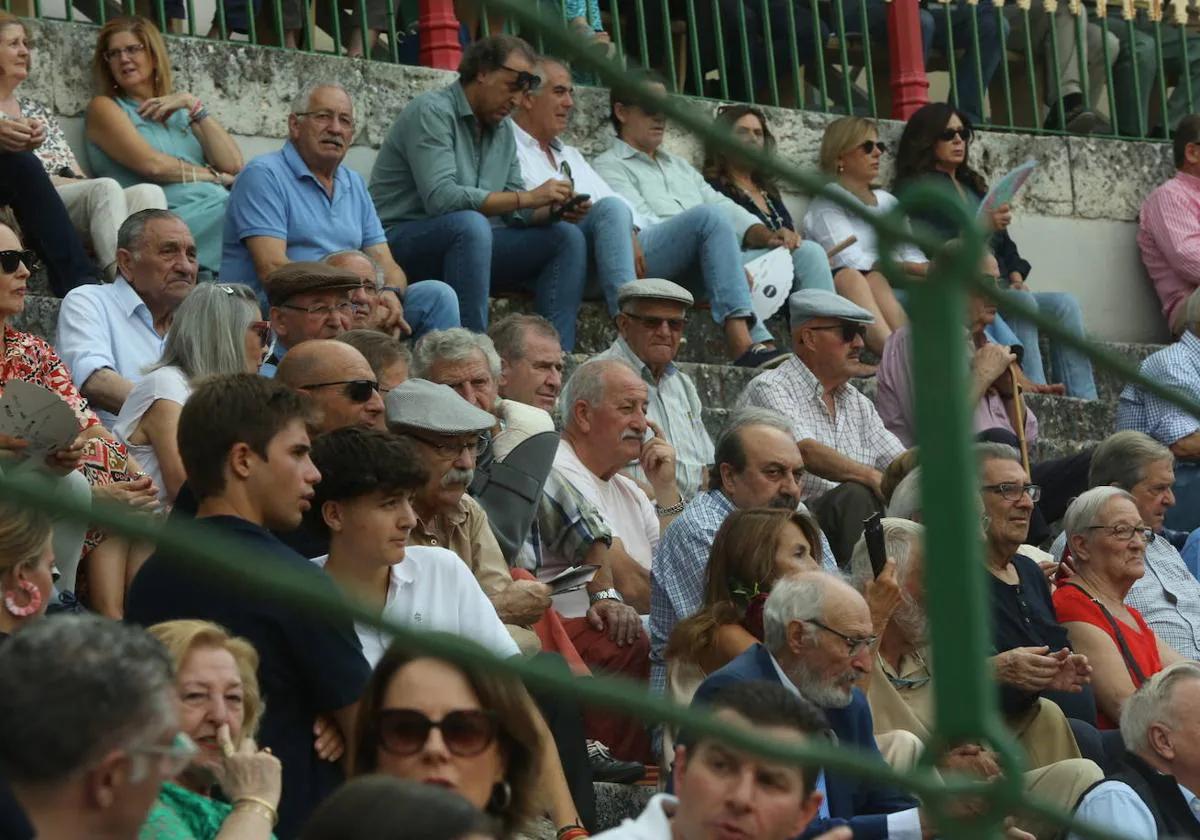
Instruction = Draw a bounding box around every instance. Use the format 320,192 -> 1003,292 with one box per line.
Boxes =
808,322 -> 867,342
938,127 -> 972,143
500,64 -> 541,92
300,379 -> 379,402
859,140 -> 888,155
623,312 -> 686,332
377,708 -> 499,757
0,249 -> 38,274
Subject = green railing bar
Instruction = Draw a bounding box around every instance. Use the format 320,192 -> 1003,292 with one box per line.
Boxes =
1181,20 -> 1195,114
734,0 -> 755,102
710,0 -> 730,99
1123,14 -> 1146,137
942,1 -> 962,111
1152,18 -> 1169,137
330,0 -> 344,55
684,0 -> 703,96
480,3 -> 490,42
831,0 -> 856,115
246,0 -> 257,45
809,0 -> 830,111
1019,7 -> 1042,132
966,2 -> 986,126
609,0 -> 625,69
1097,8 -> 1119,136
272,0 -> 285,55
859,0 -> 878,117
658,0 -> 678,92
759,0 -> 780,106
784,0 -> 804,108
1072,8 -> 1090,112
1044,9 -> 1066,129
154,0 -> 165,34
994,3 -> 1014,128
214,0 -> 227,43
356,0 -> 370,55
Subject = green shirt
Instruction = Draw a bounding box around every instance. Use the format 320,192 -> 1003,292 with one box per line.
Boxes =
592,138 -> 762,244
369,81 -> 530,228
139,782 -> 277,840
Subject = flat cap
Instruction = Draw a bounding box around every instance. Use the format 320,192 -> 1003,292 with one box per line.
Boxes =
264,261 -> 362,307
788,289 -> 875,327
616,278 -> 694,308
385,379 -> 496,435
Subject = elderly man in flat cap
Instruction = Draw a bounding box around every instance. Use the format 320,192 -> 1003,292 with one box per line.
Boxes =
262,261 -> 361,376
736,289 -> 906,567
386,378 -> 548,655
595,278 -> 713,501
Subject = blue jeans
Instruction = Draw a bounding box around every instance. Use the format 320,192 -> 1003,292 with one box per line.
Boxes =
589,202 -> 757,329
922,1 -> 1008,125
385,210 -> 588,349
743,240 -> 835,342
1168,462 -> 1200,532
402,280 -> 461,341
1000,289 -> 1098,399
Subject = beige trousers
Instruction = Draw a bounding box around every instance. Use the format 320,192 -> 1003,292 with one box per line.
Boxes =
1007,5 -> 1121,107
55,178 -> 167,279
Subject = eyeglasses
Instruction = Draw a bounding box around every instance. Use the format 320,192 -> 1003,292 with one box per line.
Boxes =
128,731 -> 198,782
981,482 -> 1042,502
406,432 -> 489,459
859,140 -> 888,155
377,708 -> 499,757
623,313 -> 686,332
278,301 -> 355,318
937,127 -> 972,143
0,249 -> 37,274
807,620 -> 878,656
560,160 -> 574,183
807,322 -> 867,343
103,42 -> 146,62
301,379 -> 380,402
500,64 -> 541,93
1086,523 -> 1155,543
295,109 -> 356,130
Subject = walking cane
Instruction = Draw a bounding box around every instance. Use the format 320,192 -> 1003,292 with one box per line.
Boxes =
1009,365 -> 1032,476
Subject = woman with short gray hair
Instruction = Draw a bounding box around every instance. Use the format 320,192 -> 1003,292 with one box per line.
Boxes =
1055,486 -> 1185,729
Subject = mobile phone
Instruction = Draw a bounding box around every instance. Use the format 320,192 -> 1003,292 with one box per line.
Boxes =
560,193 -> 591,214
864,512 -> 887,578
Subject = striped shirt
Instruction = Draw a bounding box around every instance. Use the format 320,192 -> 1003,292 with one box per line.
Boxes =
1138,170 -> 1200,329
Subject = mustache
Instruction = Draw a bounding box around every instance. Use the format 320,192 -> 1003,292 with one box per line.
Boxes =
767,494 -> 800,510
620,430 -> 643,441
442,468 -> 475,487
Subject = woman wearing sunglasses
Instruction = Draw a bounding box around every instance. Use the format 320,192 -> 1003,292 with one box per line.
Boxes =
892,103 -> 1097,400
115,283 -> 270,509
0,220 -> 159,617
802,116 -> 927,355
142,619 -> 284,840
352,648 -> 544,840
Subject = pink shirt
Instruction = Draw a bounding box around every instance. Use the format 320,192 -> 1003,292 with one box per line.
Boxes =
1138,170 -> 1200,328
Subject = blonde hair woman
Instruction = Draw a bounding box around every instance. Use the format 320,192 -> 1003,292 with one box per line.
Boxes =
143,620 -> 283,840
0,499 -> 54,637
803,116 -> 928,353
85,17 -> 242,273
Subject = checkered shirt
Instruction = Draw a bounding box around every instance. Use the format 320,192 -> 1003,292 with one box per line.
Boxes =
1117,331 -> 1200,445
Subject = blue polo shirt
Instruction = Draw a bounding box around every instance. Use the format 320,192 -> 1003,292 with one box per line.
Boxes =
220,141 -> 388,307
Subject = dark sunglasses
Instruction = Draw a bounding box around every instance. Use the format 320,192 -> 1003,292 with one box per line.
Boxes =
377,708 -> 499,757
0,249 -> 38,274
500,64 -> 541,92
300,378 -> 379,402
808,322 -> 867,342
624,312 -> 686,332
938,127 -> 972,143
859,140 -> 888,155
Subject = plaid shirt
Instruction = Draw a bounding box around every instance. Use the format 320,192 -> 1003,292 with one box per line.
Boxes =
1117,332 -> 1200,445
1053,530 -> 1200,660
516,470 -> 613,572
735,356 -> 906,500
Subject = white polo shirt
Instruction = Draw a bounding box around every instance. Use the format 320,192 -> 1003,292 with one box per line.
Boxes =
311,545 -> 521,667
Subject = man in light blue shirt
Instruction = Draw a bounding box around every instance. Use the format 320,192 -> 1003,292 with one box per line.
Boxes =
221,82 -> 458,342
1070,662 -> 1200,840
368,35 -> 587,349
56,209 -> 196,427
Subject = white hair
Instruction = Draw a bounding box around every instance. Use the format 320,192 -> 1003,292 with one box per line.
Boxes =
411,328 -> 502,382
762,574 -> 827,654
848,518 -> 924,594
1063,486 -> 1137,542
1120,662 -> 1200,754
561,358 -> 641,426
886,468 -> 922,521
290,81 -> 350,115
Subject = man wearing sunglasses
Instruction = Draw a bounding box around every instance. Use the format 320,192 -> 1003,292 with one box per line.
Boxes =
57,208 -> 197,427
692,572 -> 924,840
276,339 -> 385,433
220,81 -> 460,342
261,261 -> 361,377
369,35 -> 587,350
737,290 -> 906,568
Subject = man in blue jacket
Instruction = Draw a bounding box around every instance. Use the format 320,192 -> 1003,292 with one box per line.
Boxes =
692,571 -> 922,840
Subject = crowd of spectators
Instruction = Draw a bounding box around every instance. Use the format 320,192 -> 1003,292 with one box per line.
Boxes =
2,13 -> 1200,840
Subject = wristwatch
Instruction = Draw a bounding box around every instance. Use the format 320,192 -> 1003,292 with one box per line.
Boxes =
589,588 -> 625,605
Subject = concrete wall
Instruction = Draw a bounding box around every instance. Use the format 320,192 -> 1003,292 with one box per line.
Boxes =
27,18 -> 1175,343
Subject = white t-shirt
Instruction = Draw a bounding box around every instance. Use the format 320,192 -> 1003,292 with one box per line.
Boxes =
311,546 -> 521,667
548,439 -> 659,617
113,365 -> 191,506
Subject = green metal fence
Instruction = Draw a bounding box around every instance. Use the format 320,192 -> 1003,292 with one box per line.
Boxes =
2,3 -> 1198,840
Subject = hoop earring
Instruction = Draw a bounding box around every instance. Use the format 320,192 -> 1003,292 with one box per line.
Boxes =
4,579 -> 42,618
488,780 -> 513,812
837,162 -> 844,173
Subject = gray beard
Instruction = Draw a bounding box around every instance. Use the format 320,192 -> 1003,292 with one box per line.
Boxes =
789,659 -> 856,709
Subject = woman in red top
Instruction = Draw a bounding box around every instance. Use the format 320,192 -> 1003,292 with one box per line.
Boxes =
1054,486 -> 1184,728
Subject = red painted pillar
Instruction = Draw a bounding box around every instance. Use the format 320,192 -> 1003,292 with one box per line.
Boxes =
419,0 -> 462,69
887,0 -> 929,120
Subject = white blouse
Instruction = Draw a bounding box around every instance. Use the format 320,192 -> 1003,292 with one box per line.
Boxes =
803,183 -> 928,273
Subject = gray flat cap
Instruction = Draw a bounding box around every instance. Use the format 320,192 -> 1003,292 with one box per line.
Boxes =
385,379 -> 496,435
788,289 -> 875,326
617,278 -> 695,308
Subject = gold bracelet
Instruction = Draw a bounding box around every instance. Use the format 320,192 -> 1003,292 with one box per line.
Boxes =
233,796 -> 279,827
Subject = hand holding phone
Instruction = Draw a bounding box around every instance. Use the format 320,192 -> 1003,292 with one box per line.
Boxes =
864,512 -> 887,578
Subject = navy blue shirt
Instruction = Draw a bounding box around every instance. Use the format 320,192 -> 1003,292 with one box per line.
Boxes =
125,516 -> 371,840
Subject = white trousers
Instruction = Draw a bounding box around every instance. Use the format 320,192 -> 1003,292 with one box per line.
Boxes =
55,178 -> 167,278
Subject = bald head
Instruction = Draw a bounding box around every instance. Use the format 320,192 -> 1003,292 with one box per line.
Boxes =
277,340 -> 385,432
